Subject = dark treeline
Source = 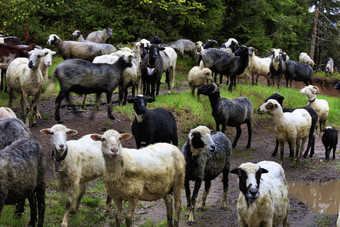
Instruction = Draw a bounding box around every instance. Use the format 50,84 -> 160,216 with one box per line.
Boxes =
1,0 -> 339,70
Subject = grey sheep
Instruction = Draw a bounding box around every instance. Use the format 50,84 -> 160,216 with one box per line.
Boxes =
86,28 -> 113,43
47,34 -> 116,62
0,138 -> 46,227
181,126 -> 231,225
0,118 -> 31,149
284,60 -> 313,87
198,83 -> 253,148
168,39 -> 196,60
53,55 -> 132,123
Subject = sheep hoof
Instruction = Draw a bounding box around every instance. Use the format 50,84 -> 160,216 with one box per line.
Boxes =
109,115 -> 115,120
246,145 -> 251,149
188,221 -> 194,226
197,207 -> 203,212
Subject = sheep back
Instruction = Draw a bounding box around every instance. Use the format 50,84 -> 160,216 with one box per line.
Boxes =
0,118 -> 31,149
285,60 -> 313,85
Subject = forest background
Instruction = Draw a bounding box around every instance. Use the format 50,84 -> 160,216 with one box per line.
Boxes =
1,0 -> 340,70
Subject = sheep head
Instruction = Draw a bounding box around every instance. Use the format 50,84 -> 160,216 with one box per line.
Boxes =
230,162 -> 268,203
197,83 -> 219,96
265,93 -> 284,107
128,95 -> 155,122
91,130 -> 131,158
257,99 -> 280,115
300,85 -> 319,101
188,126 -> 215,156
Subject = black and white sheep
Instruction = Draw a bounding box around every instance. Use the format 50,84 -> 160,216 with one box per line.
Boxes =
181,125 -> 231,225
198,83 -> 253,148
269,48 -> 286,90
230,161 -> 289,227
220,38 -> 239,53
0,138 -> 46,227
127,95 -> 178,148
284,60 -> 313,87
200,46 -> 249,92
86,27 -> 113,43
265,93 -> 318,158
53,55 -> 132,123
168,39 -> 196,60
325,57 -> 334,74
321,126 -> 338,161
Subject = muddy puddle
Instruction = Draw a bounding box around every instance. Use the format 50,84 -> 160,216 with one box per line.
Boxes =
289,180 -> 340,215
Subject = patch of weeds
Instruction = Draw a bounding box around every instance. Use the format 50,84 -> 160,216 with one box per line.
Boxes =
232,148 -> 255,159
140,217 -> 167,227
40,113 -> 52,120
317,216 -> 333,226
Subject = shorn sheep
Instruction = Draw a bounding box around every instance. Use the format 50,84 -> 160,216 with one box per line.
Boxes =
53,54 -> 132,123
265,93 -> 318,159
127,95 -> 178,148
198,83 -> 253,148
6,48 -> 49,126
47,34 -> 116,61
231,161 -> 289,227
299,52 -> 315,68
0,138 -> 46,227
258,99 -> 312,165
321,126 -> 338,161
40,124 -> 112,227
300,85 -> 329,135
181,126 -> 231,225
90,129 -> 186,227
86,28 -> 113,43
188,66 -> 213,99
248,47 -> 271,86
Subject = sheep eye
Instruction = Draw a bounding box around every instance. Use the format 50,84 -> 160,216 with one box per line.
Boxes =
101,138 -> 106,142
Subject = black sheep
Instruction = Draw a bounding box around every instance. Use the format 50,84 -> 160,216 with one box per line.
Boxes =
321,126 -> 338,161
0,138 -> 46,227
284,60 -> 313,87
53,55 -> 132,123
181,126 -> 231,225
265,93 -> 318,158
200,46 -> 249,92
127,95 -> 178,148
198,83 -> 253,148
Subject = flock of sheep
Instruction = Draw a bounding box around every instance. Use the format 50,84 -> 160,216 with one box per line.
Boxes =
0,30 -> 339,227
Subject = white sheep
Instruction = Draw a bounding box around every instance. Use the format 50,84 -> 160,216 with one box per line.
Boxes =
72,30 -> 87,42
231,161 -> 289,227
299,52 -> 315,68
248,47 -> 272,86
300,85 -> 329,136
0,107 -> 17,119
90,129 -> 186,227
258,99 -> 311,165
40,124 -> 111,227
188,66 -> 213,99
6,49 -> 49,126
47,34 -> 116,61
86,27 -> 112,43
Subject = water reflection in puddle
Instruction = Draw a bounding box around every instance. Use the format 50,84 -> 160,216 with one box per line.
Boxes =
289,180 -> 340,215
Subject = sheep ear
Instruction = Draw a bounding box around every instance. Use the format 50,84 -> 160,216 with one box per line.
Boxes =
40,128 -> 51,135
258,167 -> 269,174
127,98 -> 135,104
230,168 -> 241,175
159,47 -> 166,51
52,51 -> 56,55
66,129 -> 78,135
90,134 -> 102,141
312,86 -> 319,94
121,133 -> 132,140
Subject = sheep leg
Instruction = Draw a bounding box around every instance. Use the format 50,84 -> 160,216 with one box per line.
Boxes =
156,78 -> 161,96
173,179 -> 183,227
188,179 -> 202,225
221,167 -> 229,209
7,85 -> 14,108
325,146 -> 331,161
72,183 -> 86,213
62,183 -> 79,227
81,94 -> 87,108
36,180 -> 46,227
198,180 -> 211,211
126,198 -> 138,227
288,142 -> 294,158
113,198 -> 123,227
232,126 -> 242,148
219,74 -> 223,84
246,120 -> 252,148
123,87 -> 128,105
106,91 -> 115,120
27,191 -> 37,227
95,93 -> 102,111
215,120 -> 220,131
22,93 -> 31,126
299,137 -> 307,159
191,87 -> 195,97
55,90 -> 68,123
332,145 -> 336,160
293,140 -> 300,164
163,194 -> 173,227
31,92 -> 41,126
104,195 -> 112,212
272,138 -> 279,157
184,180 -> 192,218
279,142 -> 284,166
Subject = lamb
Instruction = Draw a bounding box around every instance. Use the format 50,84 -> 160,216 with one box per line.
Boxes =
0,138 -> 46,227
270,48 -> 286,89
40,124 -> 112,227
230,161 -> 289,227
299,52 -> 315,68
47,34 -> 116,61
188,66 -> 213,99
53,54 -> 132,123
90,129 -> 186,227
265,93 -> 318,158
127,95 -> 178,148
198,83 -> 253,148
284,60 -> 313,87
258,99 -> 312,165
200,46 -> 249,92
72,30 -> 88,42
300,85 -> 329,135
0,107 -> 17,119
248,47 -> 271,86
86,27 -> 112,43
0,118 -> 31,149
321,126 -> 338,161
181,126 -> 231,225
168,39 -> 196,60
6,48 -> 50,126
325,57 -> 334,74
